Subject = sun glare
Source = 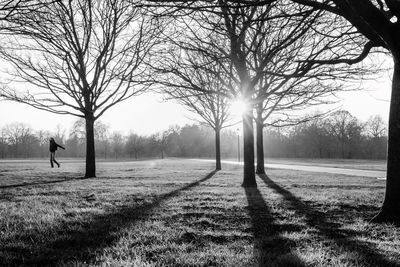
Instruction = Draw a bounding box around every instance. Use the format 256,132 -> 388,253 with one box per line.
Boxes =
230,99 -> 248,120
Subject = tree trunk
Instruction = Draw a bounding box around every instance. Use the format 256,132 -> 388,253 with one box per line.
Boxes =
341,141 -> 345,158
215,127 -> 221,170
372,57 -> 400,223
85,116 -> 96,178
241,108 -> 256,187
256,107 -> 265,174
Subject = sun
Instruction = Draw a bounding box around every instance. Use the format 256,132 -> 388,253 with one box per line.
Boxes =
230,98 -> 248,120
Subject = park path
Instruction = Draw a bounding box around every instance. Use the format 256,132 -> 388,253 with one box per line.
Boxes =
194,159 -> 386,179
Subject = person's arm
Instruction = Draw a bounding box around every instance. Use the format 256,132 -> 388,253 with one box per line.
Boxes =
57,143 -> 65,150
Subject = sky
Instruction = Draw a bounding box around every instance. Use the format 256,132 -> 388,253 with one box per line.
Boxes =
0,72 -> 392,136
0,53 -> 393,136
0,92 -> 193,136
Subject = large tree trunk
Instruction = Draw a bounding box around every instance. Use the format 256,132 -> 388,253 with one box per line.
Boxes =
372,57 -> 400,223
256,106 -> 265,174
85,116 -> 96,178
215,127 -> 221,170
242,108 -> 256,187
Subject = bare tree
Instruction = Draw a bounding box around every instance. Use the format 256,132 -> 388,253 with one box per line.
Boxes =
149,0 -> 398,222
235,2 -> 370,175
70,118 -> 110,159
95,121 -> 110,159
110,131 -> 124,159
325,110 -> 363,158
3,122 -> 33,157
262,110 -> 386,159
158,1 -> 372,186
0,127 -> 7,158
365,114 -> 387,160
126,132 -> 144,159
366,115 -> 387,139
0,0 -> 161,177
54,124 -> 66,144
264,0 -> 400,225
0,1 -> 52,22
36,129 -> 52,157
70,119 -> 87,144
155,47 -> 235,170
152,129 -> 173,159
148,1 -> 261,185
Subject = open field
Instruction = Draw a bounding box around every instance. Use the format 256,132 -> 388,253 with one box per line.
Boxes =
0,159 -> 399,266
265,158 -> 387,171
199,159 -> 386,178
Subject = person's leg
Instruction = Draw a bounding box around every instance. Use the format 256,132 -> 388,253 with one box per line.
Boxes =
50,152 -> 54,168
53,152 -> 60,167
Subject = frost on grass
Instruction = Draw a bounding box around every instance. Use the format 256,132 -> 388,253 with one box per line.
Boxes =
0,159 -> 398,266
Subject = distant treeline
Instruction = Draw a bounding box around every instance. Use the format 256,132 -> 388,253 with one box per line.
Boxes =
264,111 -> 387,159
0,110 -> 387,160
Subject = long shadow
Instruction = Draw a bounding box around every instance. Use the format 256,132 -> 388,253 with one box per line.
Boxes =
3,170 -> 218,266
245,187 -> 307,267
0,178 -> 80,189
259,174 -> 399,267
0,174 -> 166,189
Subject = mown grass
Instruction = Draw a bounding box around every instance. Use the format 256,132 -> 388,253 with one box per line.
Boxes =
0,159 -> 399,266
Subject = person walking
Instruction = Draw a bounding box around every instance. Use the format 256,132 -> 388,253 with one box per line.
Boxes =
49,137 -> 65,168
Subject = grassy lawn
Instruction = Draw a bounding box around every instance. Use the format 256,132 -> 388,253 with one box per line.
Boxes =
0,159 -> 399,266
265,158 -> 387,171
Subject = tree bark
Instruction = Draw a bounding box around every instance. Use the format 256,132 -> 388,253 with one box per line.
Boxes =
215,127 -> 221,170
241,108 -> 256,187
372,57 -> 400,223
256,106 -> 265,174
85,116 -> 96,178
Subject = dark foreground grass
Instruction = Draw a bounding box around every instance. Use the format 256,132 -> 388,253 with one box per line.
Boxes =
0,159 -> 399,266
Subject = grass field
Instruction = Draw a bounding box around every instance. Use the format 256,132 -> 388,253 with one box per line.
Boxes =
265,158 -> 387,171
0,158 -> 399,266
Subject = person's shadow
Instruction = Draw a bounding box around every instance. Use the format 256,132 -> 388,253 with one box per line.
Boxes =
258,174 -> 398,267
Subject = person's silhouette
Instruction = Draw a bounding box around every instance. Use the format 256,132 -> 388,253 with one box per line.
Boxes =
49,137 -> 65,168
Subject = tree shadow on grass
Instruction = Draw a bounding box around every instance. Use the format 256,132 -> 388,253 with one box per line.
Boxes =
3,170 -> 218,266
245,187 -> 307,267
0,174 -> 159,190
259,174 -> 399,267
0,178 -> 80,189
